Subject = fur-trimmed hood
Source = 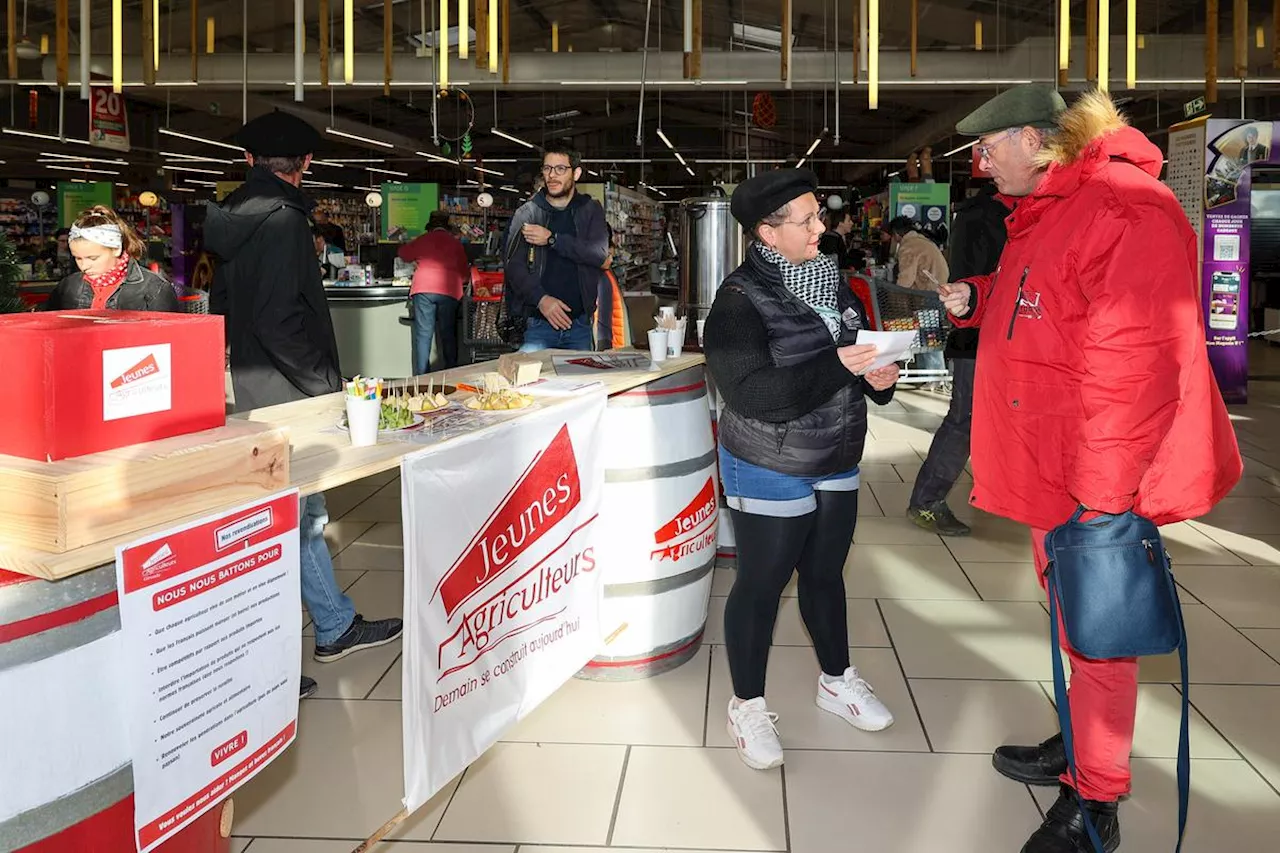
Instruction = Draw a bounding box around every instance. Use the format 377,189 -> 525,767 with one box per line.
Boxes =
1035,89 -> 1164,179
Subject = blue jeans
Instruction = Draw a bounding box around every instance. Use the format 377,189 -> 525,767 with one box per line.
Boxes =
519,315 -> 594,352
299,493 -> 357,644
412,293 -> 460,375
719,445 -> 861,518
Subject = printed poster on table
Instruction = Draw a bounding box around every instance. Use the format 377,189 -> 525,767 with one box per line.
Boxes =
115,491 -> 302,852
400,391 -> 606,812
89,85 -> 130,152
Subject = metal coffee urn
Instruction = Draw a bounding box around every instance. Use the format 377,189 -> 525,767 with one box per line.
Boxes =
679,196 -> 745,321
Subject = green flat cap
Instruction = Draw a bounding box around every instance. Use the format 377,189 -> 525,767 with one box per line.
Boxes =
956,85 -> 1067,137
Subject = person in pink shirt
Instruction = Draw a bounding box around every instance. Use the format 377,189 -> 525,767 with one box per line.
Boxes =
398,210 -> 469,373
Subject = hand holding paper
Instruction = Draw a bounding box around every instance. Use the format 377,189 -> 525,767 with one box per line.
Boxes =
854,330 -> 917,372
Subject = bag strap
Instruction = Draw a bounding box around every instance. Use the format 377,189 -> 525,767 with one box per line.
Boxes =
1047,563 -> 1190,853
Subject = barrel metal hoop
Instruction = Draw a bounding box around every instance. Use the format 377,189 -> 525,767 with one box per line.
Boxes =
0,763 -> 133,852
602,556 -> 715,599
604,448 -> 718,484
0,607 -> 121,673
608,383 -> 708,408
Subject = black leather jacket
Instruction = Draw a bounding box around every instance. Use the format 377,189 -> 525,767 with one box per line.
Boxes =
44,262 -> 181,312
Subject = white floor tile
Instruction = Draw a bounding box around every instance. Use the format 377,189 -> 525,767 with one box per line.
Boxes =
1139,606 -> 1280,685
1174,563 -> 1280,629
843,543 -> 981,600
1242,628 -> 1280,661
1188,526 -> 1280,566
611,746 -> 787,851
960,562 -> 1044,601
1162,522 -> 1250,566
785,751 -> 1044,853
242,842 -> 506,853
433,742 -> 625,845
880,599 -> 1052,681
911,679 -> 1058,754
321,520 -> 375,555
857,462 -> 904,483
504,646 -> 711,747
705,645 -> 930,752
1031,758 -> 1280,852
301,638 -> 402,700
1190,684 -> 1280,790
852,515 -> 944,546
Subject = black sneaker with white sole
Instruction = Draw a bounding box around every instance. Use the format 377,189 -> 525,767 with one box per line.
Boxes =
300,676 -> 319,699
314,614 -> 404,663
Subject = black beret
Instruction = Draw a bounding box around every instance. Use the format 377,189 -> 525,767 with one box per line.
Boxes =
730,168 -> 818,229
956,84 -> 1067,137
235,110 -> 321,157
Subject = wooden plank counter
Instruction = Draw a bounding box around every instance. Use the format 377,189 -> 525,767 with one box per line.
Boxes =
0,350 -> 705,581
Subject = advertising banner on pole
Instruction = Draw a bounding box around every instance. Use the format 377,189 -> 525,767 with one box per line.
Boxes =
381,183 -> 440,241
889,181 -> 951,247
400,392 -> 606,812
57,181 -> 114,227
89,86 -> 131,152
1201,119 -> 1275,403
115,491 -> 302,852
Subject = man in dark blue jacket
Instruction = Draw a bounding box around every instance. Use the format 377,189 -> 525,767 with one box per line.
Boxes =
504,144 -> 609,352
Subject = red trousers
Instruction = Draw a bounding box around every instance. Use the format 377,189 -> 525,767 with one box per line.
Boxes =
1032,528 -> 1139,802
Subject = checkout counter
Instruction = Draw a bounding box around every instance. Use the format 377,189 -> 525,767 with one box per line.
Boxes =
324,281 -> 413,379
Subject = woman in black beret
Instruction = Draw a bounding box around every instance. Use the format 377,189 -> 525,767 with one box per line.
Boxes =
703,168 -> 900,770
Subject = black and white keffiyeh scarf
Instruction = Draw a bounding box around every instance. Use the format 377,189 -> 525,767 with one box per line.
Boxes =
755,243 -> 843,341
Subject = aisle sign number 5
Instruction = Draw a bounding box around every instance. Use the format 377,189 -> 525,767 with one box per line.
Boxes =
90,86 -> 131,153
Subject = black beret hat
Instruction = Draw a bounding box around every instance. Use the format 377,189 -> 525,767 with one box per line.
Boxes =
956,84 -> 1067,137
235,110 -> 322,157
730,168 -> 818,229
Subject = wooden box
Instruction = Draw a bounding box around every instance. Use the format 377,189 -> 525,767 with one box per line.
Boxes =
0,419 -> 290,553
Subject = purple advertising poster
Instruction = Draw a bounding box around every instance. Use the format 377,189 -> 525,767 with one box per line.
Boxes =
1202,120 -> 1273,403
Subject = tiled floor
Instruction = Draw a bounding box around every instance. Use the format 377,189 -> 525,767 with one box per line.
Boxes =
230,371 -> 1280,853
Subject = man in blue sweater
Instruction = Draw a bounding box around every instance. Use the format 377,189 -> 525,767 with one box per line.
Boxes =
504,144 -> 609,352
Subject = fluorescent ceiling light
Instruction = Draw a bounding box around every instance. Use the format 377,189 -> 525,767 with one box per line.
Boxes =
4,128 -> 93,145
730,22 -> 795,50
162,165 -> 226,176
656,128 -> 675,150
365,166 -> 410,176
353,185 -> 381,191
942,140 -> 978,157
542,109 -> 581,121
46,164 -> 121,175
586,169 -> 601,176
795,158 -> 807,168
160,151 -> 235,163
184,179 -> 219,187
313,158 -> 386,165
416,150 -> 461,165
465,179 -> 481,186
805,137 -> 822,156
168,187 -> 197,193
39,153 -> 129,165
499,186 -> 521,193
326,127 -> 397,149
685,165 -> 695,177
302,179 -> 344,188
490,128 -> 537,149
159,127 -> 242,151
406,25 -> 476,50
673,151 -> 687,167
474,166 -> 505,176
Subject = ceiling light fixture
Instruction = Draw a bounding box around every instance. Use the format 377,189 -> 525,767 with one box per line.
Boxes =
490,127 -> 537,149
673,151 -> 688,167
302,179 -> 344,188
161,164 -> 225,175
869,0 -> 880,109
499,186 -> 521,193
184,179 -> 219,187
4,128 -> 93,145
326,127 -> 397,149
416,150 -> 460,164
40,152 -> 128,165
656,128 -> 675,150
543,109 -> 580,121
805,136 -> 822,156
684,165 -> 695,177
169,187 -> 197,193
364,166 -> 410,176
159,127 -> 242,151
474,166 -> 505,176
312,158 -> 387,165
160,151 -> 235,163
795,158 -> 807,169
46,164 -> 121,176
942,140 -> 978,157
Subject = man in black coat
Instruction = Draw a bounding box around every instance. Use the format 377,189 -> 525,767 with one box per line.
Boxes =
907,181 -> 1012,536
206,111 -> 402,699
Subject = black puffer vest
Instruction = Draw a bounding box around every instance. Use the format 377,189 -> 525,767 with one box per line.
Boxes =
718,249 -> 873,477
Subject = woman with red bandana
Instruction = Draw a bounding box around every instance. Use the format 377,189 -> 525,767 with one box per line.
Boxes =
44,206 -> 180,312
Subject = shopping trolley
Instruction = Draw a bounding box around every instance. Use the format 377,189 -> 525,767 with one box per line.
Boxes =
462,269 -> 515,364
856,272 -> 952,388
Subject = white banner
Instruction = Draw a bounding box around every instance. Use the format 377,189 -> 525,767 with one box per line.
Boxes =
401,391 -> 607,812
115,491 -> 301,852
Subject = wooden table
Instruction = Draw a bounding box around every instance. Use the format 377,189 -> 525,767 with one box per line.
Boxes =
0,351 -> 705,581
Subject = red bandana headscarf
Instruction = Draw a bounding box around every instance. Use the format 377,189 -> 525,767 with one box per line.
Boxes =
84,253 -> 131,310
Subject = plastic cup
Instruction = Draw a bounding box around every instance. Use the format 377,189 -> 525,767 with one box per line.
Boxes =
668,323 -> 686,358
696,318 -> 707,346
648,328 -> 669,363
346,396 -> 381,447
658,306 -> 676,320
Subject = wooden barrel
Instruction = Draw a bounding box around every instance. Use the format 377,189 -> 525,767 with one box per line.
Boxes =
578,366 -> 718,681
0,565 -> 234,853
705,371 -> 737,568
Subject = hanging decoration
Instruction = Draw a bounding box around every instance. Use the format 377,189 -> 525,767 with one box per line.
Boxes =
461,132 -> 473,158
752,92 -> 777,128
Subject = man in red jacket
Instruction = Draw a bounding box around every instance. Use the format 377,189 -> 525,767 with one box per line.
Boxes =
941,86 -> 1242,853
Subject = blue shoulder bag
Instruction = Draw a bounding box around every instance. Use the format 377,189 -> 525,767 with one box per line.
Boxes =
1043,507 -> 1190,853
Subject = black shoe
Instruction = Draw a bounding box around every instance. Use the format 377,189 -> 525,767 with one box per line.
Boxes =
300,676 -> 318,700
314,614 -> 404,663
993,732 -> 1068,786
906,501 -> 972,537
1021,784 -> 1120,853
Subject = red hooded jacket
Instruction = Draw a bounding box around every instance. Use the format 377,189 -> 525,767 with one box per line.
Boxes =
954,92 -> 1241,530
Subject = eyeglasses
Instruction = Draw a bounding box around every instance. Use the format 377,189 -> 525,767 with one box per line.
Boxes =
976,129 -> 1019,162
540,164 -> 573,176
773,212 -> 822,231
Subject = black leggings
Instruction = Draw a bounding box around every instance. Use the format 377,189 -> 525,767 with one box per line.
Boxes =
724,489 -> 860,700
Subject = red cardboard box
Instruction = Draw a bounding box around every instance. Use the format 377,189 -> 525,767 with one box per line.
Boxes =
0,311 -> 227,461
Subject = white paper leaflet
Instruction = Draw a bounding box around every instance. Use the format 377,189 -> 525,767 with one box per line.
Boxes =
400,391 -> 607,812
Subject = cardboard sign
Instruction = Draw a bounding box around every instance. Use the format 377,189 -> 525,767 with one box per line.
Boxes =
400,392 -> 606,812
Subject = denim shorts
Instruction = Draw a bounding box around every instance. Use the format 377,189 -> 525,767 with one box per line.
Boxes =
719,445 -> 860,518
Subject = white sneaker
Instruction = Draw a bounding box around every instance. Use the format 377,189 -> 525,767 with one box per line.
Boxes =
727,697 -> 785,770
816,666 -> 895,732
